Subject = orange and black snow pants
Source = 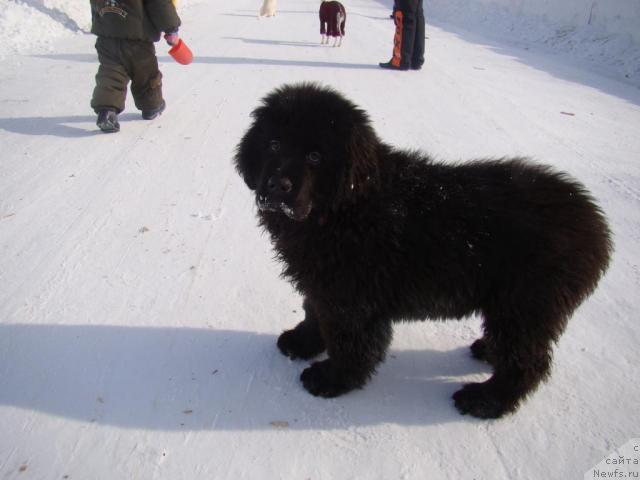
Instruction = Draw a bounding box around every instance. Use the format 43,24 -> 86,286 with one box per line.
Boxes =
391,0 -> 425,69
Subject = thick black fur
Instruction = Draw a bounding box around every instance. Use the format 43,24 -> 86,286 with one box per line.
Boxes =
234,82 -> 612,418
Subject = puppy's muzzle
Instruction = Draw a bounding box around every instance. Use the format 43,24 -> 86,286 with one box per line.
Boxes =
267,175 -> 293,195
257,174 -> 312,221
257,174 -> 293,212
258,174 -> 293,209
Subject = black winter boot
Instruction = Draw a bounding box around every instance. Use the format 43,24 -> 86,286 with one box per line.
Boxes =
379,61 -> 409,70
142,100 -> 166,120
96,109 -> 120,133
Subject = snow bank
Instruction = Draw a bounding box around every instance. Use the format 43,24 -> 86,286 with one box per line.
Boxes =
0,0 -> 203,58
434,0 -> 640,43
427,0 -> 640,84
0,0 -> 84,56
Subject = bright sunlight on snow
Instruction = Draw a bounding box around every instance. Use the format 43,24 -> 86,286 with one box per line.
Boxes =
1,0 -> 639,479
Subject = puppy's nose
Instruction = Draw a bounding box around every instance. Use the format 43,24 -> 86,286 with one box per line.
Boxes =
267,175 -> 293,194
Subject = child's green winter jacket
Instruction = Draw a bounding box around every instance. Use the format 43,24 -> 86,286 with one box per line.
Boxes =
90,0 -> 181,42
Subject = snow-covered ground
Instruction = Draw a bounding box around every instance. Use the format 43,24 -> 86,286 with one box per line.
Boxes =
2,0 -> 639,85
1,0 -> 639,478
428,0 -> 640,85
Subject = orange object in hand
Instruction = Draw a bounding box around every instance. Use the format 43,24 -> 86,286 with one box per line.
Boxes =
169,39 -> 193,65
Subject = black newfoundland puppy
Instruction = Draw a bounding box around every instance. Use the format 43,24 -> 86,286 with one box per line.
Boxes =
234,83 -> 612,418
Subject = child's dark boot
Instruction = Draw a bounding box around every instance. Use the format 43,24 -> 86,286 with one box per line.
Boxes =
96,109 -> 120,133
142,100 -> 166,120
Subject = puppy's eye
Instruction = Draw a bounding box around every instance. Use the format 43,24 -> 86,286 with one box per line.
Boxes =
307,151 -> 321,165
269,140 -> 280,152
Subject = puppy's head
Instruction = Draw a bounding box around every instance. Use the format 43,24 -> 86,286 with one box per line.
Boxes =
234,82 -> 379,222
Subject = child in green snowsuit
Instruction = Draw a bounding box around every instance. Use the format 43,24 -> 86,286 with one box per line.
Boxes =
90,0 -> 182,132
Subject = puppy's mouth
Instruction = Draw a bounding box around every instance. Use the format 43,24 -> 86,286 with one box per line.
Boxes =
257,196 -> 312,221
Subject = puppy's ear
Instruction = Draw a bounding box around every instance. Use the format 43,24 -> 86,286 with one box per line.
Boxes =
234,107 -> 267,191
336,114 -> 380,205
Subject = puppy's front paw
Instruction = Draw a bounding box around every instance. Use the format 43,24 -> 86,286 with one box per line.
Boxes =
277,328 -> 325,360
300,361 -> 354,398
452,382 -> 510,419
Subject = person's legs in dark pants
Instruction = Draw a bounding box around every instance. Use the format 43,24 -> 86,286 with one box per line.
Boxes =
411,2 -> 425,69
123,41 -> 165,119
91,37 -> 128,132
91,37 -> 129,114
380,0 -> 419,70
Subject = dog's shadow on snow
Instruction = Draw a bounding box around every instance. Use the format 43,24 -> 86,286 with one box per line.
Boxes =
0,324 -> 491,431
0,114 -> 140,138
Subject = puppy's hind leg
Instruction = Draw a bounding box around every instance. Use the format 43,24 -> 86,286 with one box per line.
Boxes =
277,299 -> 326,360
301,309 -> 392,398
454,303 -> 560,418
469,337 -> 496,365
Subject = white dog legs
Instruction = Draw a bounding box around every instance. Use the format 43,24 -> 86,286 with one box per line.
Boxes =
321,35 -> 343,47
258,0 -> 276,17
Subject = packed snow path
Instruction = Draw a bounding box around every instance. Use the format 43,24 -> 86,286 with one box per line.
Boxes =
1,0 -> 639,479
